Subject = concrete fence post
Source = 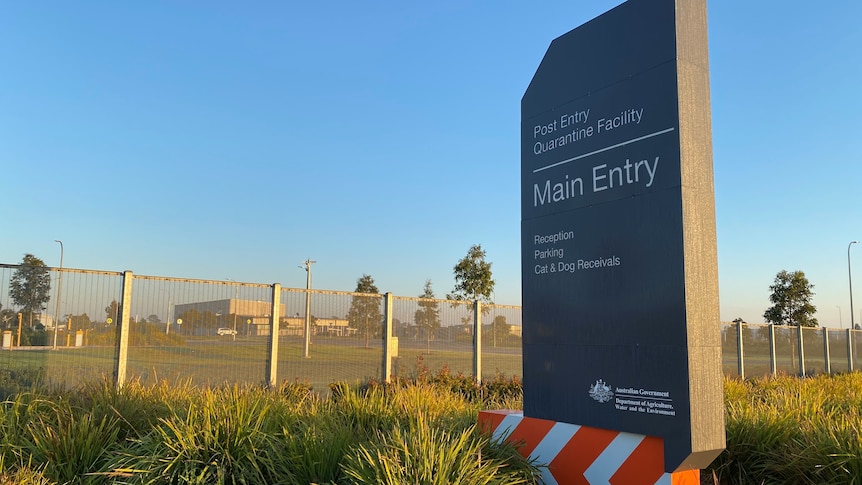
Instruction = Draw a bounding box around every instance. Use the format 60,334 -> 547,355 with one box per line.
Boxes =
823,328 -> 831,375
848,329 -> 855,372
114,271 -> 134,388
736,319 -> 744,379
769,324 -> 777,376
797,325 -> 806,377
383,293 -> 393,383
474,300 -> 482,385
267,284 -> 281,388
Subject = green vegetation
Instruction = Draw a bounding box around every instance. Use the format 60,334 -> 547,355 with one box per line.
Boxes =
763,270 -> 818,327
0,367 -> 535,485
415,279 -> 442,351
447,244 -> 495,305
4,362 -> 862,484
710,373 -> 862,484
9,254 -> 52,332
347,274 -> 382,349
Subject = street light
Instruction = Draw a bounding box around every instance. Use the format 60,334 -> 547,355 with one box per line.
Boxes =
849,241 -> 859,330
299,259 -> 316,358
837,305 -> 843,329
226,278 -> 238,341
52,240 -> 63,350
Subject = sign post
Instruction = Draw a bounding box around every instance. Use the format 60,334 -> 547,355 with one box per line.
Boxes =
518,0 -> 724,476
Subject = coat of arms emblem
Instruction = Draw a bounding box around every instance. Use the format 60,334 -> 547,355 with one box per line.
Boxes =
588,379 -> 614,403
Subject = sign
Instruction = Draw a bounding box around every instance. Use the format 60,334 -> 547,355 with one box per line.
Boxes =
521,0 -> 724,473
176,318 -> 183,325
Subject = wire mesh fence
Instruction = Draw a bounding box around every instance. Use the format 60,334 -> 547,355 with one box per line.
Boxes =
2,262 -> 860,395
722,321 -> 862,379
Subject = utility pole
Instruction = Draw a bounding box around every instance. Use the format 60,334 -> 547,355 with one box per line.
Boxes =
300,259 -> 316,358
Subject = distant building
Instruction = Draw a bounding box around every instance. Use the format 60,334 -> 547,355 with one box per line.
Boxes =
173,299 -> 285,336
172,299 -> 355,337
282,316 -> 355,337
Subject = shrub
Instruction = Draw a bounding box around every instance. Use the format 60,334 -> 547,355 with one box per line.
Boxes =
341,413 -> 540,485
0,367 -> 44,401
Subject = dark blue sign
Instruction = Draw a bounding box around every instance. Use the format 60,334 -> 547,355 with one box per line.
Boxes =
521,0 -> 724,473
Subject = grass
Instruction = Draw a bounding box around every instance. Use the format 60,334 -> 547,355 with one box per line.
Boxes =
0,337 -> 523,396
5,352 -> 862,484
709,373 -> 862,484
0,366 -> 534,485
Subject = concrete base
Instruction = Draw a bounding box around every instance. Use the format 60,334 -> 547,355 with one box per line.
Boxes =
478,410 -> 700,485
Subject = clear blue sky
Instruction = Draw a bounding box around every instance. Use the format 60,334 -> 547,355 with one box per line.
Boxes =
2,1 -> 860,326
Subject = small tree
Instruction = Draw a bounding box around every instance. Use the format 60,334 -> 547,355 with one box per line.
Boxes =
491,314 -> 510,347
10,254 -> 52,329
346,274 -> 382,349
447,245 -> 495,326
414,279 -> 441,352
763,270 -> 818,327
447,245 -> 495,303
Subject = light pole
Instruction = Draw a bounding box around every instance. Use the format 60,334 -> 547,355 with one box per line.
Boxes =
52,240 -> 63,350
850,241 -> 859,330
226,278 -> 238,341
160,289 -> 172,335
837,305 -> 843,329
299,259 -> 316,358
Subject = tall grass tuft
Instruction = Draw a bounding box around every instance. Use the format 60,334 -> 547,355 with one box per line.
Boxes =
122,385 -> 287,484
276,416 -> 355,485
0,367 -> 44,401
21,398 -> 122,484
341,412 -> 539,485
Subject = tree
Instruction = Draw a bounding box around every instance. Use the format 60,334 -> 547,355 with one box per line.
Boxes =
70,313 -> 92,331
447,245 -> 495,325
414,279 -> 441,351
176,309 -> 202,335
447,245 -> 495,303
491,314 -> 511,347
10,254 -> 52,329
763,270 -> 818,327
105,300 -> 120,323
0,309 -> 16,330
147,314 -> 161,324
346,274 -> 381,349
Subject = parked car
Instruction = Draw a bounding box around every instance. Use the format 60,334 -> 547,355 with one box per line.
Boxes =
217,327 -> 237,336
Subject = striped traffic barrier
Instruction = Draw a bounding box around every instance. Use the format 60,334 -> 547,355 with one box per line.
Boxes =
478,410 -> 700,485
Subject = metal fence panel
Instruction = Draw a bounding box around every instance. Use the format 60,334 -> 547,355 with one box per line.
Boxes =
801,327 -> 825,375
0,265 -> 123,390
827,329 -> 850,373
773,325 -> 800,375
720,323 -> 739,377
276,289 -> 384,393
127,276 -> 273,386
390,296 -> 475,380
480,304 -> 523,382
740,324 -> 768,377
11,262 -> 862,391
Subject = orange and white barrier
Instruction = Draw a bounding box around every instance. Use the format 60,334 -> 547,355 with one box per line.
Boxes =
478,410 -> 699,485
